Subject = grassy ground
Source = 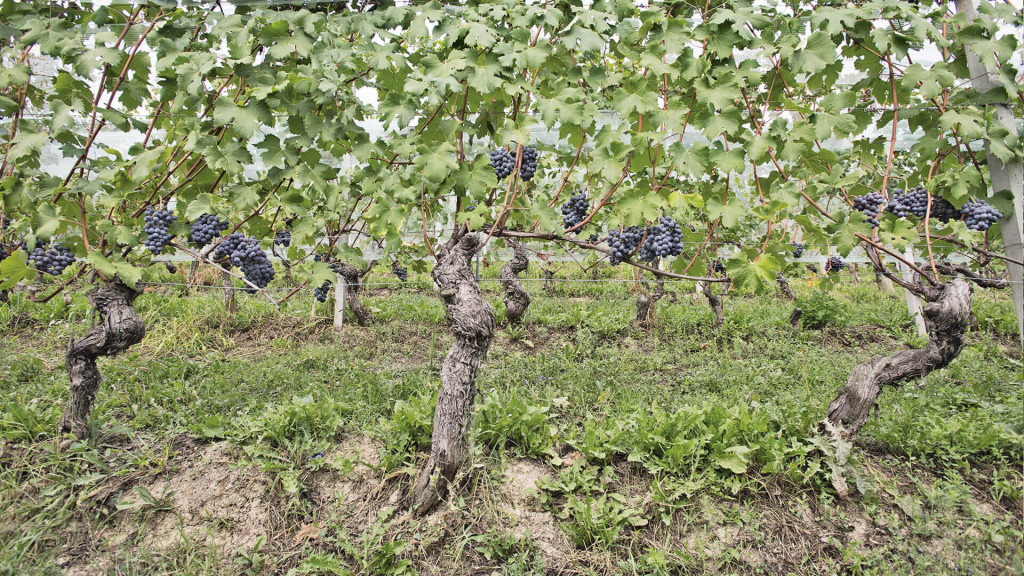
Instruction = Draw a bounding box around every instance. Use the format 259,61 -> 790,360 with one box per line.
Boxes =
0,264 -> 1021,575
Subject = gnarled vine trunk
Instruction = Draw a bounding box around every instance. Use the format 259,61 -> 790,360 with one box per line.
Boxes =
702,281 -> 724,327
635,276 -> 666,328
542,267 -> 555,296
60,280 -> 146,438
824,279 -> 972,437
412,231 -> 495,514
500,239 -> 530,324
776,272 -> 795,300
334,262 -> 373,326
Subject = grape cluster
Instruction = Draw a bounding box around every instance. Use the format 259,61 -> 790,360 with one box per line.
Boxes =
489,149 -> 515,180
825,256 -> 845,273
0,244 -> 8,262
637,217 -> 684,262
274,230 -> 291,247
392,261 -> 408,282
852,192 -> 885,227
885,187 -> 929,218
607,226 -> 645,265
29,244 -> 76,276
143,207 -> 176,254
213,233 -> 276,291
519,147 -> 538,181
929,198 -> 960,223
561,192 -> 589,230
1,215 -> 10,229
313,280 -> 332,303
189,213 -> 229,247
961,199 -> 1003,231
791,243 -> 805,258
711,259 -> 727,274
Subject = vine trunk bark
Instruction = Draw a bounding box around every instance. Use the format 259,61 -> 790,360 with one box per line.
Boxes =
776,272 -> 795,300
500,239 -> 530,324
412,231 -> 495,514
334,262 -> 373,326
222,270 -> 237,313
824,279 -> 972,437
702,281 -> 724,327
635,276 -> 666,328
60,280 -> 146,438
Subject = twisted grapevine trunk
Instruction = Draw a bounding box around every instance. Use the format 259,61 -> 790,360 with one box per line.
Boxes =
776,272 -> 795,300
635,277 -> 666,328
60,280 -> 146,438
702,281 -> 724,327
825,279 -> 972,437
412,232 -> 495,514
500,239 -> 530,324
334,262 -> 372,326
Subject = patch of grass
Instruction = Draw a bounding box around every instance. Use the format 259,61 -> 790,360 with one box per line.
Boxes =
0,280 -> 1020,574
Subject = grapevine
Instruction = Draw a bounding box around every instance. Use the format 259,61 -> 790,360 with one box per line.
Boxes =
274,230 -> 292,247
637,217 -> 684,262
29,244 -> 76,276
560,192 -> 589,231
518,147 -> 538,181
961,199 -> 1003,231
825,256 -> 846,274
607,226 -> 645,265
488,149 -> 515,180
189,213 -> 230,248
142,208 -> 176,255
851,192 -> 885,228
392,261 -> 408,281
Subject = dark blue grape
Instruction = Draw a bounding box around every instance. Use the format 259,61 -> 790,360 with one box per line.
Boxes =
852,192 -> 884,228
189,213 -> 230,247
313,280 -> 331,302
561,192 -> 589,230
142,207 -> 176,254
961,199 -> 1003,231
825,256 -> 845,273
791,243 -> 805,258
392,261 -> 408,282
607,226 -> 645,265
637,216 -> 684,262
518,147 -> 538,181
489,149 -> 515,180
29,244 -> 76,276
274,229 -> 291,247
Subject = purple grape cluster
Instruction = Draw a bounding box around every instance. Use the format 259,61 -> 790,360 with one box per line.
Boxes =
637,216 -> 684,262
313,280 -> 331,302
519,147 -> 538,181
0,243 -> 9,262
791,243 -> 805,258
885,186 -> 929,218
189,213 -> 229,247
29,244 -> 76,276
929,197 -> 960,223
392,261 -> 408,282
561,192 -> 589,230
710,259 -> 727,274
143,207 -> 176,254
607,226 -> 645,265
274,230 -> 291,247
213,232 -> 275,291
852,192 -> 885,227
489,149 -> 515,180
961,199 -> 1003,231
825,256 -> 845,273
